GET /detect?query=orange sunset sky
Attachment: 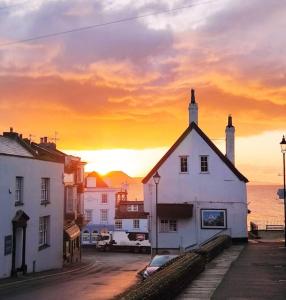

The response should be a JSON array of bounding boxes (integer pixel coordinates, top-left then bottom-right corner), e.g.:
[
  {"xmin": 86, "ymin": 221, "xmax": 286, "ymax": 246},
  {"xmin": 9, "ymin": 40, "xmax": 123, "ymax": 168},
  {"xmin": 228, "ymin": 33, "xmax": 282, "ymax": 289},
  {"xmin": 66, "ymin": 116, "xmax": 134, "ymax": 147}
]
[{"xmin": 0, "ymin": 0, "xmax": 285, "ymax": 183}]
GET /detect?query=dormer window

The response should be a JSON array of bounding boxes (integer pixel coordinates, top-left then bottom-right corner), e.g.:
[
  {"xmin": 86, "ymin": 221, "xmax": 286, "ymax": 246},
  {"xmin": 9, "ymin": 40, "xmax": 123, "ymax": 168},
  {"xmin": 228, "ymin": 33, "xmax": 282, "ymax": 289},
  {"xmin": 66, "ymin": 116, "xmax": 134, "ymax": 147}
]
[
  {"xmin": 200, "ymin": 155, "xmax": 209, "ymax": 173},
  {"xmin": 180, "ymin": 156, "xmax": 188, "ymax": 173}
]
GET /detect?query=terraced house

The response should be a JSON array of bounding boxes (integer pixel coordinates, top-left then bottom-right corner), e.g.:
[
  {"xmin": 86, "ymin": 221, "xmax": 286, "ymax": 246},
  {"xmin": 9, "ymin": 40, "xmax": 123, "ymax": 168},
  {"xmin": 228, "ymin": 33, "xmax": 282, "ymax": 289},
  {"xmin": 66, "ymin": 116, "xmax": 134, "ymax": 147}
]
[{"xmin": 0, "ymin": 129, "xmax": 64, "ymax": 278}]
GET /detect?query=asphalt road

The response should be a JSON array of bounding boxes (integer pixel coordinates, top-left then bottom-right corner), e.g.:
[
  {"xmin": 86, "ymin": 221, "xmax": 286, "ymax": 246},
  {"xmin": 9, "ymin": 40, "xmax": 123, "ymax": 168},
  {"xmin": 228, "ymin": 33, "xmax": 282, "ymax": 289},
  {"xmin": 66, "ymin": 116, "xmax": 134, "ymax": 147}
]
[{"xmin": 0, "ymin": 249, "xmax": 150, "ymax": 300}]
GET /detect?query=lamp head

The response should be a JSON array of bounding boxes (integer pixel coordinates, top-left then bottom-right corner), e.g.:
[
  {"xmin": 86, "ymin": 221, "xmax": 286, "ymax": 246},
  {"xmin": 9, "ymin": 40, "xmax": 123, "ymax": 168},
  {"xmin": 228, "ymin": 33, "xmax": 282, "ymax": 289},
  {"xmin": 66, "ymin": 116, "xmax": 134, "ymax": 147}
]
[
  {"xmin": 280, "ymin": 135, "xmax": 286, "ymax": 153},
  {"xmin": 153, "ymin": 171, "xmax": 161, "ymax": 184}
]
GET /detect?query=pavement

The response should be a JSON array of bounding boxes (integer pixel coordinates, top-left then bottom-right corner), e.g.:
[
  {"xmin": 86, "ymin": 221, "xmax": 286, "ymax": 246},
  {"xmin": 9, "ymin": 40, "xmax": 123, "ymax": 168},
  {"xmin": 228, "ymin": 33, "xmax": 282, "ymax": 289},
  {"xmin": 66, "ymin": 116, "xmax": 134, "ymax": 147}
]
[
  {"xmin": 177, "ymin": 245, "xmax": 245, "ymax": 299},
  {"xmin": 212, "ymin": 240, "xmax": 286, "ymax": 300}
]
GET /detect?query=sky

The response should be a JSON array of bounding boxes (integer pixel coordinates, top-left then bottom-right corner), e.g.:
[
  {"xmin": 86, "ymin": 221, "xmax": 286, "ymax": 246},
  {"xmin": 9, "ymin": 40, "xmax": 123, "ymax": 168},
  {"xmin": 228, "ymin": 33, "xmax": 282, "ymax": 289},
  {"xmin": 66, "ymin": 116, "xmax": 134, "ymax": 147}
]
[{"xmin": 0, "ymin": 0, "xmax": 285, "ymax": 183}]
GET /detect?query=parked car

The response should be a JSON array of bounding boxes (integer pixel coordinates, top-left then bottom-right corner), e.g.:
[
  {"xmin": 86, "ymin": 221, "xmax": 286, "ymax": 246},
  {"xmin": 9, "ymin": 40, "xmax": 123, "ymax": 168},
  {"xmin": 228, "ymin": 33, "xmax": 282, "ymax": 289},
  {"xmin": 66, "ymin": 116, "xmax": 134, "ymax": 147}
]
[{"xmin": 143, "ymin": 255, "xmax": 178, "ymax": 278}]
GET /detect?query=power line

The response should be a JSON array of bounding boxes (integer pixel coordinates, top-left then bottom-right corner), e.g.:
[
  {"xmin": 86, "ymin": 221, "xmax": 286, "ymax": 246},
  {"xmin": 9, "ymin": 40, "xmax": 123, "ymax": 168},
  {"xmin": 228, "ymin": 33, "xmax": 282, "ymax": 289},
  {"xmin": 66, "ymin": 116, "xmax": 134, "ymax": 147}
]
[
  {"xmin": 0, "ymin": 0, "xmax": 218, "ymax": 47},
  {"xmin": 0, "ymin": 0, "xmax": 31, "ymax": 11}
]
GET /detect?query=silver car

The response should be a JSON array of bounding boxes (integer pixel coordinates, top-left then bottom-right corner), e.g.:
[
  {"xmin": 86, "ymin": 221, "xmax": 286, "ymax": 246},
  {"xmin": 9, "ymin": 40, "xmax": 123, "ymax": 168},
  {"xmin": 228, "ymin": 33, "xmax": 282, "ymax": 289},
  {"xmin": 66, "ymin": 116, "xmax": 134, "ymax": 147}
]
[{"xmin": 143, "ymin": 255, "xmax": 178, "ymax": 278}]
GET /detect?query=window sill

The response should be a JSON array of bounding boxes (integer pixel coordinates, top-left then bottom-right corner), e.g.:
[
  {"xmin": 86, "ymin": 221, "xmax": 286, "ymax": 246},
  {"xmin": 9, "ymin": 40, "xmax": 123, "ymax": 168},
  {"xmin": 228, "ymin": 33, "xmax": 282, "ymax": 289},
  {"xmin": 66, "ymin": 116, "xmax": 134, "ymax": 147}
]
[
  {"xmin": 200, "ymin": 172, "xmax": 209, "ymax": 174},
  {"xmin": 41, "ymin": 201, "xmax": 50, "ymax": 206},
  {"xmin": 179, "ymin": 172, "xmax": 189, "ymax": 174},
  {"xmin": 38, "ymin": 244, "xmax": 50, "ymax": 251},
  {"xmin": 15, "ymin": 201, "xmax": 24, "ymax": 207}
]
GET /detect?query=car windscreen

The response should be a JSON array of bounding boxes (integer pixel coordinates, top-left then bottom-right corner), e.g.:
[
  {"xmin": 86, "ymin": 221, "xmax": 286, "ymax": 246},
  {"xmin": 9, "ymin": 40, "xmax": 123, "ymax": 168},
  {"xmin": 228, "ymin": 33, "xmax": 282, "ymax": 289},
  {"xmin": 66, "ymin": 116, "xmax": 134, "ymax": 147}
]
[
  {"xmin": 97, "ymin": 235, "xmax": 109, "ymax": 241},
  {"xmin": 149, "ymin": 255, "xmax": 177, "ymax": 267}
]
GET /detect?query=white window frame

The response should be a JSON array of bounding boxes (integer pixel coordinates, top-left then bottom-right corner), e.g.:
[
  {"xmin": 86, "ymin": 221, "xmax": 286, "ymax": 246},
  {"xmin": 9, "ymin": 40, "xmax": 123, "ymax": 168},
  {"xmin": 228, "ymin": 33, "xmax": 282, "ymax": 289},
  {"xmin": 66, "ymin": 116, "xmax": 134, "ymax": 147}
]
[
  {"xmin": 85, "ymin": 209, "xmax": 92, "ymax": 221},
  {"xmin": 127, "ymin": 204, "xmax": 138, "ymax": 212},
  {"xmin": 133, "ymin": 219, "xmax": 140, "ymax": 229},
  {"xmin": 15, "ymin": 176, "xmax": 24, "ymax": 204},
  {"xmin": 180, "ymin": 156, "xmax": 188, "ymax": 173},
  {"xmin": 200, "ymin": 155, "xmax": 209, "ymax": 173},
  {"xmin": 100, "ymin": 209, "xmax": 108, "ymax": 223},
  {"xmin": 82, "ymin": 230, "xmax": 90, "ymax": 242},
  {"xmin": 39, "ymin": 216, "xmax": 50, "ymax": 248},
  {"xmin": 41, "ymin": 178, "xmax": 50, "ymax": 204},
  {"xmin": 115, "ymin": 219, "xmax": 123, "ymax": 230},
  {"xmin": 160, "ymin": 219, "xmax": 177, "ymax": 232},
  {"xmin": 101, "ymin": 193, "xmax": 108, "ymax": 204}
]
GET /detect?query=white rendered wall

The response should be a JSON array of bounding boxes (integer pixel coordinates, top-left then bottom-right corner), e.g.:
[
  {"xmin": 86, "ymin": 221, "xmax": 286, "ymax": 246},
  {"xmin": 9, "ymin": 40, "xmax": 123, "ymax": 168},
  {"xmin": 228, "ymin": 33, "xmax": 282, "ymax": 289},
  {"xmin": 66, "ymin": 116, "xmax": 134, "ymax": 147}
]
[
  {"xmin": 0, "ymin": 155, "xmax": 64, "ymax": 278},
  {"xmin": 84, "ymin": 188, "xmax": 119, "ymax": 226},
  {"xmin": 120, "ymin": 219, "xmax": 148, "ymax": 233},
  {"xmin": 143, "ymin": 128, "xmax": 247, "ymax": 251}
]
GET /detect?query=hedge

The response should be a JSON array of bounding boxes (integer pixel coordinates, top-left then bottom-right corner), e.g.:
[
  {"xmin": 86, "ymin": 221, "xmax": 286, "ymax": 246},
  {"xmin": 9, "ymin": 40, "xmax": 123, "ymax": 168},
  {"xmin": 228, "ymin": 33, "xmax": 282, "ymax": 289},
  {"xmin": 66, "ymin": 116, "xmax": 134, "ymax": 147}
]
[
  {"xmin": 195, "ymin": 234, "xmax": 231, "ymax": 263},
  {"xmin": 115, "ymin": 234, "xmax": 232, "ymax": 300},
  {"xmin": 115, "ymin": 253, "xmax": 205, "ymax": 300}
]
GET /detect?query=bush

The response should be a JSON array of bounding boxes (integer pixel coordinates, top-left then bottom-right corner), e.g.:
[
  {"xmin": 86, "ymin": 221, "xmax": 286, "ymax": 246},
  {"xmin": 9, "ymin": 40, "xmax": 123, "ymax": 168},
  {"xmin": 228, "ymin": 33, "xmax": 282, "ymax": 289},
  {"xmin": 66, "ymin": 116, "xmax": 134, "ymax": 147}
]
[
  {"xmin": 115, "ymin": 253, "xmax": 205, "ymax": 300},
  {"xmin": 195, "ymin": 234, "xmax": 231, "ymax": 262}
]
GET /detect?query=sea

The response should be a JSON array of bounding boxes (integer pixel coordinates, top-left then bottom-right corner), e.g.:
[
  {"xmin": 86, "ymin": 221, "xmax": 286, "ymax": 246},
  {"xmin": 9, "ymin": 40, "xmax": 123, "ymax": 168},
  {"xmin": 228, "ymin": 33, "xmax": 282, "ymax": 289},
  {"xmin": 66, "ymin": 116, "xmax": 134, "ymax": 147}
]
[
  {"xmin": 127, "ymin": 182, "xmax": 285, "ymax": 231},
  {"xmin": 247, "ymin": 185, "xmax": 284, "ymax": 230}
]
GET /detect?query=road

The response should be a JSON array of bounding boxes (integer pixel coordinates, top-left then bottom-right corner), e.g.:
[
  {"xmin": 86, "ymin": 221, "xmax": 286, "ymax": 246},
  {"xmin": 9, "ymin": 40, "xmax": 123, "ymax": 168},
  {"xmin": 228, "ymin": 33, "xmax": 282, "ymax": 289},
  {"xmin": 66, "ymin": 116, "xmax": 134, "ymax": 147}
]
[{"xmin": 0, "ymin": 249, "xmax": 150, "ymax": 300}]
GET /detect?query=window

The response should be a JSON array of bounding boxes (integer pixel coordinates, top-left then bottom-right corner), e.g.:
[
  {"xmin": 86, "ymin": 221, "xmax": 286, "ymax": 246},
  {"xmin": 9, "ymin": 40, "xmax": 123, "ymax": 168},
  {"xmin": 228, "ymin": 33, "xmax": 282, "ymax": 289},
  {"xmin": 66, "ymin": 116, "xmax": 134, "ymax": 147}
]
[
  {"xmin": 66, "ymin": 186, "xmax": 74, "ymax": 212},
  {"xmin": 160, "ymin": 219, "xmax": 177, "ymax": 232},
  {"xmin": 82, "ymin": 230, "xmax": 90, "ymax": 242},
  {"xmin": 100, "ymin": 209, "xmax": 108, "ymax": 223},
  {"xmin": 127, "ymin": 204, "xmax": 138, "ymax": 212},
  {"xmin": 180, "ymin": 156, "xmax": 188, "ymax": 173},
  {"xmin": 101, "ymin": 193, "xmax": 108, "ymax": 204},
  {"xmin": 41, "ymin": 178, "xmax": 50, "ymax": 204},
  {"xmin": 133, "ymin": 219, "xmax": 140, "ymax": 229},
  {"xmin": 85, "ymin": 209, "xmax": 92, "ymax": 221},
  {"xmin": 39, "ymin": 216, "xmax": 50, "ymax": 249},
  {"xmin": 91, "ymin": 231, "xmax": 98, "ymax": 243},
  {"xmin": 15, "ymin": 177, "xmax": 24, "ymax": 204},
  {"xmin": 200, "ymin": 156, "xmax": 209, "ymax": 173},
  {"xmin": 115, "ymin": 219, "xmax": 122, "ymax": 230}
]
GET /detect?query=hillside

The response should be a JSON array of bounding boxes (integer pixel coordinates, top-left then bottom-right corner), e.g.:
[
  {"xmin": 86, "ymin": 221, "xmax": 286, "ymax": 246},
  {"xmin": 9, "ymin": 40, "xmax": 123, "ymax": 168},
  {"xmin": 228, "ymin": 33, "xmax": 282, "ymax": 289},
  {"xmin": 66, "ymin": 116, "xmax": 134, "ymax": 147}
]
[{"xmin": 103, "ymin": 171, "xmax": 143, "ymax": 201}]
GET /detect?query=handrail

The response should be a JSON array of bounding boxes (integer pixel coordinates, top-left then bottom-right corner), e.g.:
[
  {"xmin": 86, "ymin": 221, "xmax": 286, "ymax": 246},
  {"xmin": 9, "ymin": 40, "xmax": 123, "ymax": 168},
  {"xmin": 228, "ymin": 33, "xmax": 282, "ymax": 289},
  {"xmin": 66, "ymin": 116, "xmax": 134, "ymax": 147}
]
[
  {"xmin": 199, "ymin": 228, "xmax": 230, "ymax": 247},
  {"xmin": 184, "ymin": 243, "xmax": 198, "ymax": 251}
]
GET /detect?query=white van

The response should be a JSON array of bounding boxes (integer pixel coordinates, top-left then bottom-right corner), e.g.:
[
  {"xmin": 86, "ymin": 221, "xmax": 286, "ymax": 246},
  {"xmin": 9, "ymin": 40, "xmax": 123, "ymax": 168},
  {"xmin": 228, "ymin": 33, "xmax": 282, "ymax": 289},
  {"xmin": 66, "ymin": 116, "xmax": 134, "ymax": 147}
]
[{"xmin": 96, "ymin": 231, "xmax": 150, "ymax": 253}]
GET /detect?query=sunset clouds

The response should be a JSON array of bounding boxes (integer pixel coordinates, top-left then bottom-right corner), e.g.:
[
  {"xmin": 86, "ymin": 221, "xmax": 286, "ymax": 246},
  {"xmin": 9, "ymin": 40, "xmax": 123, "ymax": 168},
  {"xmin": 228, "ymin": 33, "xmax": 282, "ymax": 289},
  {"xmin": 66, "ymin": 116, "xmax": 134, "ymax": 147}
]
[{"xmin": 0, "ymin": 0, "xmax": 285, "ymax": 180}]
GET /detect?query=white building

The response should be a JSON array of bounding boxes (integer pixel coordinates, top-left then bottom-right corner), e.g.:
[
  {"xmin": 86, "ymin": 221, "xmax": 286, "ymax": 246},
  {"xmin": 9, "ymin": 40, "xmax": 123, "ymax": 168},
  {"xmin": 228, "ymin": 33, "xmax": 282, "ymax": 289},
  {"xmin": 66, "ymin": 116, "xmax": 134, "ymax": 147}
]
[
  {"xmin": 143, "ymin": 89, "xmax": 248, "ymax": 253},
  {"xmin": 0, "ymin": 129, "xmax": 64, "ymax": 278},
  {"xmin": 82, "ymin": 172, "xmax": 120, "ymax": 244},
  {"xmin": 114, "ymin": 191, "xmax": 148, "ymax": 233}
]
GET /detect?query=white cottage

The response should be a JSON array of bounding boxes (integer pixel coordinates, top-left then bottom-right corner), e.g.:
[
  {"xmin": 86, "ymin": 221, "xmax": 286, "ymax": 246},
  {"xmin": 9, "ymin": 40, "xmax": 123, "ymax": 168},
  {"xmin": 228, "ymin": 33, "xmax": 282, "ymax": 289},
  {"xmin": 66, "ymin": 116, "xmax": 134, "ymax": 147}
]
[
  {"xmin": 82, "ymin": 172, "xmax": 120, "ymax": 244},
  {"xmin": 143, "ymin": 90, "xmax": 248, "ymax": 253},
  {"xmin": 0, "ymin": 129, "xmax": 64, "ymax": 278}
]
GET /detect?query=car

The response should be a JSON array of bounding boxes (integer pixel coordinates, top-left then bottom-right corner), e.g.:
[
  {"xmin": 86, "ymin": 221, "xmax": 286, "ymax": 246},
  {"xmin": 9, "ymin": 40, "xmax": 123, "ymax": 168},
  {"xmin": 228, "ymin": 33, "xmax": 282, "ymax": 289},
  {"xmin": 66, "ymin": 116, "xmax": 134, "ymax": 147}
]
[{"xmin": 143, "ymin": 254, "xmax": 178, "ymax": 278}]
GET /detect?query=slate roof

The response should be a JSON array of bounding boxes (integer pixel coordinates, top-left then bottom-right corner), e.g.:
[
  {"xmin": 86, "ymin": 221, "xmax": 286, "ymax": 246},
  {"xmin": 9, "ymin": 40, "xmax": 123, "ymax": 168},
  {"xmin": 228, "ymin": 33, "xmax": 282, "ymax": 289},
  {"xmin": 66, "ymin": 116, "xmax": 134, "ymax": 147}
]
[
  {"xmin": 115, "ymin": 211, "xmax": 149, "ymax": 219},
  {"xmin": 0, "ymin": 136, "xmax": 33, "ymax": 157},
  {"xmin": 142, "ymin": 122, "xmax": 248, "ymax": 184}
]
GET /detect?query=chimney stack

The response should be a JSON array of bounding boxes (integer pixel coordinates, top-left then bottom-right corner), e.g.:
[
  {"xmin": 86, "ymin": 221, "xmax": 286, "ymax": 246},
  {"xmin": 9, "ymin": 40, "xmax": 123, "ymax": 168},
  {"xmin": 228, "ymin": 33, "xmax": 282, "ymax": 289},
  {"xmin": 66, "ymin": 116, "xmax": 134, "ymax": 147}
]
[
  {"xmin": 225, "ymin": 114, "xmax": 235, "ymax": 165},
  {"xmin": 188, "ymin": 89, "xmax": 198, "ymax": 125}
]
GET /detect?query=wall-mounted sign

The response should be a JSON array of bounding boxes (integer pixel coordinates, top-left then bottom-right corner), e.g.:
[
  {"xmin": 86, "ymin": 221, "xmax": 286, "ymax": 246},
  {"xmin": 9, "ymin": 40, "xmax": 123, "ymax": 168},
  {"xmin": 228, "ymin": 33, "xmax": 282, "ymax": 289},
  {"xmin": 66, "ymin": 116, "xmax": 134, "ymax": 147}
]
[
  {"xmin": 4, "ymin": 235, "xmax": 12, "ymax": 255},
  {"xmin": 201, "ymin": 209, "xmax": 227, "ymax": 229},
  {"xmin": 64, "ymin": 173, "xmax": 75, "ymax": 186}
]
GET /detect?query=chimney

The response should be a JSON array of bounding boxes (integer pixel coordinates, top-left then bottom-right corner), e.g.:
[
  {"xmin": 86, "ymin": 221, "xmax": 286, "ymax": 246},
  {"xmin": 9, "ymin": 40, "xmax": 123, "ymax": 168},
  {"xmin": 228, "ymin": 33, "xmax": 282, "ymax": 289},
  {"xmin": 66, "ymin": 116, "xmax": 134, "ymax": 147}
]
[
  {"xmin": 225, "ymin": 115, "xmax": 235, "ymax": 164},
  {"xmin": 188, "ymin": 88, "xmax": 198, "ymax": 125}
]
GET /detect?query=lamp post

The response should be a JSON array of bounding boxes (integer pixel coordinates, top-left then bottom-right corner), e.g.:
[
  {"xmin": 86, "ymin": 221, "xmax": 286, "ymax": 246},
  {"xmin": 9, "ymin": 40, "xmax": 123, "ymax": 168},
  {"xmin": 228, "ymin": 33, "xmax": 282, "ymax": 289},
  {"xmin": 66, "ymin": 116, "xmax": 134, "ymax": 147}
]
[
  {"xmin": 280, "ymin": 135, "xmax": 286, "ymax": 247},
  {"xmin": 153, "ymin": 171, "xmax": 161, "ymax": 254}
]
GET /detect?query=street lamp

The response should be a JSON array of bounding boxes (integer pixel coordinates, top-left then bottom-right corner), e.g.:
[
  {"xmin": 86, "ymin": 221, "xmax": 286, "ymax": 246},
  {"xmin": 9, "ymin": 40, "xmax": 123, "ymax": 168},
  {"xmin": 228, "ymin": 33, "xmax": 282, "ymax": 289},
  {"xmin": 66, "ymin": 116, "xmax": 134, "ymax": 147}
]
[
  {"xmin": 280, "ymin": 135, "xmax": 286, "ymax": 247},
  {"xmin": 153, "ymin": 171, "xmax": 161, "ymax": 254}
]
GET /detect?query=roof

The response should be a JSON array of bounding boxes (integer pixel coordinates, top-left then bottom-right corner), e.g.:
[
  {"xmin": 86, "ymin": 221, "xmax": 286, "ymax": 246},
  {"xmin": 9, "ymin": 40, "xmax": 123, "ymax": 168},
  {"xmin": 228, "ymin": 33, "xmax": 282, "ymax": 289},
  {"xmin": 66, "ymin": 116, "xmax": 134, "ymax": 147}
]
[
  {"xmin": 142, "ymin": 122, "xmax": 248, "ymax": 184},
  {"xmin": 0, "ymin": 133, "xmax": 64, "ymax": 163},
  {"xmin": 118, "ymin": 201, "xmax": 144, "ymax": 205},
  {"xmin": 0, "ymin": 136, "xmax": 33, "ymax": 157},
  {"xmin": 157, "ymin": 203, "xmax": 193, "ymax": 218},
  {"xmin": 86, "ymin": 171, "xmax": 109, "ymax": 188},
  {"xmin": 115, "ymin": 211, "xmax": 149, "ymax": 219}
]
